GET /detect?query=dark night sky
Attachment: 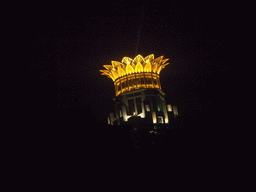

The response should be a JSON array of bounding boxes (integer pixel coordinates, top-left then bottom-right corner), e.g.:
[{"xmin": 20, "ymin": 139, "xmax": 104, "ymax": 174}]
[{"xmin": 25, "ymin": 1, "xmax": 232, "ymax": 125}]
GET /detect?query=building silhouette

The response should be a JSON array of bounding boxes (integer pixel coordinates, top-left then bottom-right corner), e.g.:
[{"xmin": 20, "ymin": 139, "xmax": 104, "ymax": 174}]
[{"xmin": 100, "ymin": 54, "xmax": 178, "ymax": 132}]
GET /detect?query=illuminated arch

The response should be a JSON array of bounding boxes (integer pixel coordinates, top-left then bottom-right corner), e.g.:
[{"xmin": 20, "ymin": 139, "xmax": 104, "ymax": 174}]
[
  {"xmin": 144, "ymin": 61, "xmax": 151, "ymax": 72},
  {"xmin": 133, "ymin": 54, "xmax": 145, "ymax": 65},
  {"xmin": 152, "ymin": 62, "xmax": 158, "ymax": 73},
  {"xmin": 145, "ymin": 54, "xmax": 154, "ymax": 63},
  {"xmin": 135, "ymin": 61, "xmax": 143, "ymax": 73},
  {"xmin": 122, "ymin": 57, "xmax": 133, "ymax": 65},
  {"xmin": 118, "ymin": 67, "xmax": 126, "ymax": 76},
  {"xmin": 126, "ymin": 64, "xmax": 134, "ymax": 74},
  {"xmin": 112, "ymin": 70, "xmax": 119, "ymax": 79}
]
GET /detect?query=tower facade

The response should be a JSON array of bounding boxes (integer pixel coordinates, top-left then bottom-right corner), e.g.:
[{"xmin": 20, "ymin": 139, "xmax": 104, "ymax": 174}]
[{"xmin": 100, "ymin": 54, "xmax": 178, "ymax": 129}]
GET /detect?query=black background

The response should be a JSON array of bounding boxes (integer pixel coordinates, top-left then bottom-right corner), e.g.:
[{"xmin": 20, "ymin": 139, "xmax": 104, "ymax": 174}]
[
  {"xmin": 8, "ymin": 0, "xmax": 243, "ymax": 186},
  {"xmin": 23, "ymin": 1, "xmax": 232, "ymax": 126}
]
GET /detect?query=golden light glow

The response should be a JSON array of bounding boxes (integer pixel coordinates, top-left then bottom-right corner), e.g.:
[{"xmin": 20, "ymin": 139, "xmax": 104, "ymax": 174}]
[
  {"xmin": 167, "ymin": 104, "xmax": 172, "ymax": 112},
  {"xmin": 100, "ymin": 54, "xmax": 169, "ymax": 81},
  {"xmin": 100, "ymin": 54, "xmax": 169, "ymax": 96},
  {"xmin": 118, "ymin": 67, "xmax": 126, "ymax": 76},
  {"xmin": 144, "ymin": 61, "xmax": 151, "ymax": 72},
  {"xmin": 135, "ymin": 61, "xmax": 143, "ymax": 73},
  {"xmin": 152, "ymin": 112, "xmax": 157, "ymax": 124},
  {"xmin": 126, "ymin": 64, "xmax": 134, "ymax": 74}
]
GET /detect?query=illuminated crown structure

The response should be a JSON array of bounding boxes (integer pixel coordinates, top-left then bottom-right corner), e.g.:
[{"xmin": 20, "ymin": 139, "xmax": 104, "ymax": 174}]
[
  {"xmin": 100, "ymin": 54, "xmax": 178, "ymax": 128},
  {"xmin": 100, "ymin": 54, "xmax": 169, "ymax": 96}
]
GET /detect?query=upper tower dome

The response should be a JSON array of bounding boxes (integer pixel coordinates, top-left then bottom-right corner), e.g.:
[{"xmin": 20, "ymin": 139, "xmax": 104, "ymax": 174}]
[{"xmin": 100, "ymin": 54, "xmax": 169, "ymax": 96}]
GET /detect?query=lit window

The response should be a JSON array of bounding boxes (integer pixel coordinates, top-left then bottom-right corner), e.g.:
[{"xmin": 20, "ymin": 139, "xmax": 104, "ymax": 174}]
[
  {"xmin": 157, "ymin": 116, "xmax": 164, "ymax": 124},
  {"xmin": 164, "ymin": 116, "xmax": 169, "ymax": 124},
  {"xmin": 152, "ymin": 112, "xmax": 157, "ymax": 124},
  {"xmin": 119, "ymin": 110, "xmax": 122, "ymax": 117},
  {"xmin": 167, "ymin": 104, "xmax": 172, "ymax": 112},
  {"xmin": 145, "ymin": 104, "xmax": 150, "ymax": 112},
  {"xmin": 173, "ymin": 106, "xmax": 178, "ymax": 116},
  {"xmin": 157, "ymin": 104, "xmax": 162, "ymax": 112}
]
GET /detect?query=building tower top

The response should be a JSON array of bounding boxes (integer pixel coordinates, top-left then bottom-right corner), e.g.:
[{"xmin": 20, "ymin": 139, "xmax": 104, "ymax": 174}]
[{"xmin": 100, "ymin": 54, "xmax": 169, "ymax": 96}]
